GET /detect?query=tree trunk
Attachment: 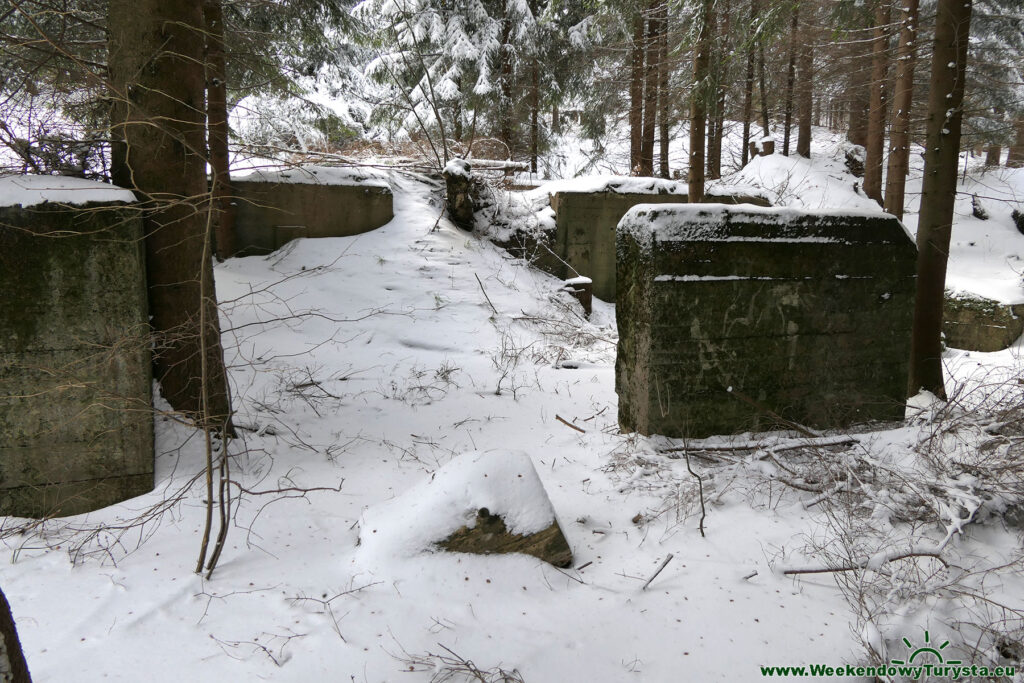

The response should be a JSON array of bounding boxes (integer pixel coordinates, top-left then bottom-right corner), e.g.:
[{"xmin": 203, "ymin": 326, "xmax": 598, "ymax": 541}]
[
  {"xmin": 499, "ymin": 14, "xmax": 515, "ymax": 160},
  {"xmin": 758, "ymin": 38, "xmax": 770, "ymax": 137},
  {"xmin": 640, "ymin": 0, "xmax": 658, "ymax": 176},
  {"xmin": 907, "ymin": 0, "xmax": 973, "ymax": 399},
  {"xmin": 863, "ymin": 0, "xmax": 891, "ymax": 205},
  {"xmin": 1008, "ymin": 120, "xmax": 1024, "ymax": 168},
  {"xmin": 795, "ymin": 7, "xmax": 813, "ymax": 158},
  {"xmin": 689, "ymin": 0, "xmax": 711, "ymax": 201},
  {"xmin": 708, "ymin": 0, "xmax": 728, "ymax": 179},
  {"xmin": 528, "ymin": 0, "xmax": 539, "ymax": 174},
  {"xmin": 658, "ymin": 0, "xmax": 670, "ymax": 178},
  {"xmin": 984, "ymin": 145, "xmax": 1001, "ymax": 167},
  {"xmin": 883, "ymin": 0, "xmax": 920, "ymax": 218},
  {"xmin": 108, "ymin": 0, "xmax": 232, "ymax": 426},
  {"xmin": 530, "ymin": 60, "xmax": 539, "ymax": 173},
  {"xmin": 552, "ymin": 102, "xmax": 560, "ymax": 136},
  {"xmin": 0, "ymin": 587, "xmax": 31, "ymax": 683},
  {"xmin": 782, "ymin": 4, "xmax": 798, "ymax": 155},
  {"xmin": 741, "ymin": 0, "xmax": 756, "ymax": 167},
  {"xmin": 846, "ymin": 31, "xmax": 872, "ymax": 147},
  {"xmin": 630, "ymin": 11, "xmax": 645, "ymax": 173},
  {"xmin": 204, "ymin": 0, "xmax": 235, "ymax": 261}
]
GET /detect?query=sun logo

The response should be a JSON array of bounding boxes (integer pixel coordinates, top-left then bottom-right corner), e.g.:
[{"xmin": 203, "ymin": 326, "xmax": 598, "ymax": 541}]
[{"xmin": 891, "ymin": 630, "xmax": 962, "ymax": 666}]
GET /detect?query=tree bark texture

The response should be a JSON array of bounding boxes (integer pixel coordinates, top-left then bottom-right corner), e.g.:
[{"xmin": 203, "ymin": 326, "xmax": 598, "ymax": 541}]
[
  {"xmin": 708, "ymin": 0, "xmax": 728, "ymax": 180},
  {"xmin": 1008, "ymin": 120, "xmax": 1024, "ymax": 168},
  {"xmin": 657, "ymin": 0, "xmax": 670, "ymax": 178},
  {"xmin": 640, "ymin": 0, "xmax": 659, "ymax": 176},
  {"xmin": 108, "ymin": 0, "xmax": 232, "ymax": 425},
  {"xmin": 204, "ymin": 0, "xmax": 236, "ymax": 260},
  {"xmin": 758, "ymin": 38, "xmax": 770, "ymax": 137},
  {"xmin": 630, "ymin": 11, "xmax": 645, "ymax": 173},
  {"xmin": 883, "ymin": 0, "xmax": 920, "ymax": 218},
  {"xmin": 907, "ymin": 0, "xmax": 973, "ymax": 399},
  {"xmin": 741, "ymin": 4, "xmax": 755, "ymax": 167},
  {"xmin": 0, "ymin": 587, "xmax": 31, "ymax": 683},
  {"xmin": 530, "ymin": 59, "xmax": 540, "ymax": 174},
  {"xmin": 846, "ymin": 33, "xmax": 872, "ymax": 147},
  {"xmin": 689, "ymin": 0, "xmax": 711, "ymax": 201},
  {"xmin": 782, "ymin": 4, "xmax": 798, "ymax": 155},
  {"xmin": 863, "ymin": 0, "xmax": 891, "ymax": 205},
  {"xmin": 795, "ymin": 7, "xmax": 813, "ymax": 158}
]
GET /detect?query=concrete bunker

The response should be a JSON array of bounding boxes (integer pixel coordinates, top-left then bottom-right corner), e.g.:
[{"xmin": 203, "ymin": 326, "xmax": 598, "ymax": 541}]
[
  {"xmin": 545, "ymin": 178, "xmax": 770, "ymax": 301},
  {"xmin": 232, "ymin": 166, "xmax": 393, "ymax": 256},
  {"xmin": 0, "ymin": 177, "xmax": 153, "ymax": 517},
  {"xmin": 616, "ymin": 204, "xmax": 916, "ymax": 438},
  {"xmin": 943, "ymin": 292, "xmax": 1024, "ymax": 352}
]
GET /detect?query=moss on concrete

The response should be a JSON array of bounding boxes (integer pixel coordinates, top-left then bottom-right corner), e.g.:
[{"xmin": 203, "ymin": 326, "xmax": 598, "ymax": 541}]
[
  {"xmin": 438, "ymin": 507, "xmax": 573, "ymax": 568},
  {"xmin": 616, "ymin": 206, "xmax": 916, "ymax": 438},
  {"xmin": 232, "ymin": 180, "xmax": 393, "ymax": 255},
  {"xmin": 0, "ymin": 202, "xmax": 153, "ymax": 517},
  {"xmin": 943, "ymin": 292, "xmax": 1024, "ymax": 352}
]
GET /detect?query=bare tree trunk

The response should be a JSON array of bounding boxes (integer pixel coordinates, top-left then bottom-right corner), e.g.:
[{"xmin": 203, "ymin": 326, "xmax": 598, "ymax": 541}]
[
  {"xmin": 1008, "ymin": 120, "xmax": 1024, "ymax": 167},
  {"xmin": 846, "ymin": 30, "xmax": 872, "ymax": 147},
  {"xmin": 708, "ymin": 0, "xmax": 728, "ymax": 179},
  {"xmin": 0, "ymin": 587, "xmax": 31, "ymax": 683},
  {"xmin": 630, "ymin": 11, "xmax": 645, "ymax": 173},
  {"xmin": 204, "ymin": 0, "xmax": 235, "ymax": 260},
  {"xmin": 782, "ymin": 4, "xmax": 798, "ymax": 155},
  {"xmin": 741, "ymin": 0, "xmax": 756, "ymax": 167},
  {"xmin": 689, "ymin": 0, "xmax": 711, "ymax": 201},
  {"xmin": 795, "ymin": 7, "xmax": 813, "ymax": 158},
  {"xmin": 530, "ymin": 62, "xmax": 539, "ymax": 173},
  {"xmin": 984, "ymin": 145, "xmax": 1001, "ymax": 167},
  {"xmin": 907, "ymin": 0, "xmax": 973, "ymax": 399},
  {"xmin": 108, "ymin": 0, "xmax": 232, "ymax": 424},
  {"xmin": 528, "ymin": 0, "xmax": 540, "ymax": 174},
  {"xmin": 883, "ymin": 0, "xmax": 920, "ymax": 218},
  {"xmin": 552, "ymin": 102, "xmax": 560, "ymax": 136},
  {"xmin": 705, "ymin": 0, "xmax": 719, "ymax": 179},
  {"xmin": 864, "ymin": 0, "xmax": 891, "ymax": 204},
  {"xmin": 758, "ymin": 38, "xmax": 770, "ymax": 137},
  {"xmin": 640, "ymin": 0, "xmax": 658, "ymax": 175},
  {"xmin": 499, "ymin": 17, "xmax": 515, "ymax": 160},
  {"xmin": 657, "ymin": 0, "xmax": 670, "ymax": 178}
]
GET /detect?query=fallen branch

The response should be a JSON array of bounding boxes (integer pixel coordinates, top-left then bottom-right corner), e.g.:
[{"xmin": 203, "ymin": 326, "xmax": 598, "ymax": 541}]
[
  {"xmin": 475, "ymin": 272, "xmax": 498, "ymax": 316},
  {"xmin": 781, "ymin": 549, "xmax": 949, "ymax": 576},
  {"xmin": 642, "ymin": 553, "xmax": 674, "ymax": 590},
  {"xmin": 555, "ymin": 414, "xmax": 586, "ymax": 433}
]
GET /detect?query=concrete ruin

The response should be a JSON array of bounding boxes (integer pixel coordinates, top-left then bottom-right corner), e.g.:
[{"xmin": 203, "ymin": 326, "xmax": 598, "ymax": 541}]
[
  {"xmin": 616, "ymin": 204, "xmax": 917, "ymax": 438},
  {"xmin": 1, "ymin": 182, "xmax": 153, "ymax": 517},
  {"xmin": 232, "ymin": 166, "xmax": 393, "ymax": 255},
  {"xmin": 544, "ymin": 179, "xmax": 771, "ymax": 301},
  {"xmin": 943, "ymin": 292, "xmax": 1024, "ymax": 352}
]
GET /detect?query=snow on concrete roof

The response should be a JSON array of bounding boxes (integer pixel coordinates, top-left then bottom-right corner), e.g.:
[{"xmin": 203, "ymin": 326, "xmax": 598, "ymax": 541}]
[
  {"xmin": 233, "ymin": 164, "xmax": 390, "ymax": 189},
  {"xmin": 0, "ymin": 174, "xmax": 136, "ymax": 208}
]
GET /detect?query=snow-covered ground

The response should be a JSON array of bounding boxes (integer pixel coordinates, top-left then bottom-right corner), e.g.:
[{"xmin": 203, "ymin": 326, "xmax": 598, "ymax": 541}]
[{"xmin": 3, "ymin": 132, "xmax": 1024, "ymax": 682}]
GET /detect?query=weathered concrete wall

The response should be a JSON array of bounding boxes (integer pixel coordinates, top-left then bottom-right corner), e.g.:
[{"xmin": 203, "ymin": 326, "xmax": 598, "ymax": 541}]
[
  {"xmin": 549, "ymin": 190, "xmax": 771, "ymax": 301},
  {"xmin": 943, "ymin": 292, "xmax": 1024, "ymax": 352},
  {"xmin": 551, "ymin": 192, "xmax": 689, "ymax": 301},
  {"xmin": 0, "ymin": 202, "xmax": 153, "ymax": 517},
  {"xmin": 616, "ymin": 205, "xmax": 917, "ymax": 438},
  {"xmin": 233, "ymin": 179, "xmax": 393, "ymax": 255}
]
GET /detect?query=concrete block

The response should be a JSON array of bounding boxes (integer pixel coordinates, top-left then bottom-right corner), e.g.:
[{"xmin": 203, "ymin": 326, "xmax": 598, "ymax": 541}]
[
  {"xmin": 616, "ymin": 204, "xmax": 916, "ymax": 438},
  {"xmin": 0, "ymin": 202, "xmax": 153, "ymax": 517}
]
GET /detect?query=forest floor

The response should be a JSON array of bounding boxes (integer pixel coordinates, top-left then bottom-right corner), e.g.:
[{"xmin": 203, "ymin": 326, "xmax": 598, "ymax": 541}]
[{"xmin": 3, "ymin": 129, "xmax": 1024, "ymax": 682}]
